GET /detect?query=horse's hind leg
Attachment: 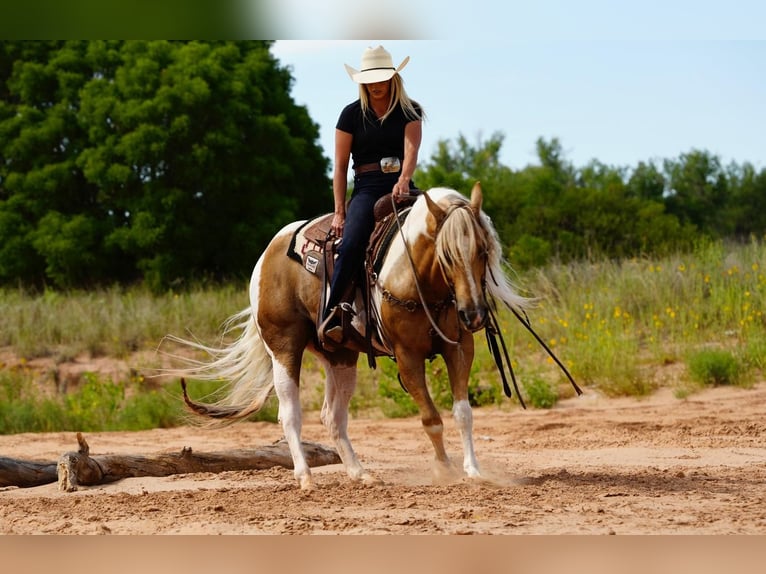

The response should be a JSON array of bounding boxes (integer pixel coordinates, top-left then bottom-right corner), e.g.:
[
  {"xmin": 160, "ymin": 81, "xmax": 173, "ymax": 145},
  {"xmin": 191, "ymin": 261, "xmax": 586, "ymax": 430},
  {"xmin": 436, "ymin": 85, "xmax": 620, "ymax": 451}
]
[
  {"xmin": 271, "ymin": 355, "xmax": 314, "ymax": 489},
  {"xmin": 320, "ymin": 357, "xmax": 381, "ymax": 484}
]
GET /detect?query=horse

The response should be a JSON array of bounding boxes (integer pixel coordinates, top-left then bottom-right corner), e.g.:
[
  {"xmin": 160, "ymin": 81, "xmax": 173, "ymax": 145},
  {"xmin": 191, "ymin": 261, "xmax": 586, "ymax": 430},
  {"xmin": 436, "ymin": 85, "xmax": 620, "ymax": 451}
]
[{"xmin": 167, "ymin": 182, "xmax": 530, "ymax": 489}]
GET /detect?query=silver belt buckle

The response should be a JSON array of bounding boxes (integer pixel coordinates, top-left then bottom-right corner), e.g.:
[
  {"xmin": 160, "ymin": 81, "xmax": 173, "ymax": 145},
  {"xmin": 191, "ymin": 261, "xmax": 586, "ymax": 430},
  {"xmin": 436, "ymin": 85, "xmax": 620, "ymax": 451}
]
[{"xmin": 380, "ymin": 156, "xmax": 401, "ymax": 173}]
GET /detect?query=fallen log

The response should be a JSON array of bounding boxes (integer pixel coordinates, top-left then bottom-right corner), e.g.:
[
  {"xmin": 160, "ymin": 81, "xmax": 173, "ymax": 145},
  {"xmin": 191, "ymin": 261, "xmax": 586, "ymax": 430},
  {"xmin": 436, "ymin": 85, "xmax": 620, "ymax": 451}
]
[
  {"xmin": 57, "ymin": 433, "xmax": 341, "ymax": 492},
  {"xmin": 0, "ymin": 432, "xmax": 341, "ymax": 491},
  {"xmin": 0, "ymin": 457, "xmax": 58, "ymax": 488}
]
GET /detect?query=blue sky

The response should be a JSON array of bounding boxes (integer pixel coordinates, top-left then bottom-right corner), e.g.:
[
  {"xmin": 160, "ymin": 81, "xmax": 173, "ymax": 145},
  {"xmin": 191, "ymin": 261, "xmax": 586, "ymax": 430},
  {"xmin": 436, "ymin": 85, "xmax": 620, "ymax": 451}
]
[{"xmin": 271, "ymin": 36, "xmax": 764, "ymax": 173}]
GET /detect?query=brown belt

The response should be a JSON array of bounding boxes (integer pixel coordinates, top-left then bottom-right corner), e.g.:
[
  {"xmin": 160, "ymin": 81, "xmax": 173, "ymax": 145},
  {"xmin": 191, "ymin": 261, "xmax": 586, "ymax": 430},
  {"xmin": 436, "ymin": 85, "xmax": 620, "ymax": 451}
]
[{"xmin": 353, "ymin": 162, "xmax": 382, "ymax": 175}]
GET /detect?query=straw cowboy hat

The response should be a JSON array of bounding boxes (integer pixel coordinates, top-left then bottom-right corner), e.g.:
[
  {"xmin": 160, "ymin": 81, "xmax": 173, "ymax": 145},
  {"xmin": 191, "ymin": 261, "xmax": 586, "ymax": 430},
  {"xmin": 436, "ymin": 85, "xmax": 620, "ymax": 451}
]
[{"xmin": 344, "ymin": 45, "xmax": 410, "ymax": 84}]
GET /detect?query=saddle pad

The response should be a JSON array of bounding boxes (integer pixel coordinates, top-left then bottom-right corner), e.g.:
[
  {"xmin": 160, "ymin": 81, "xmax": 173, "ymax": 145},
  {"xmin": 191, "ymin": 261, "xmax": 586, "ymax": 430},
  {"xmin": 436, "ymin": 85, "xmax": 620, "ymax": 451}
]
[{"xmin": 286, "ymin": 213, "xmax": 335, "ymax": 275}]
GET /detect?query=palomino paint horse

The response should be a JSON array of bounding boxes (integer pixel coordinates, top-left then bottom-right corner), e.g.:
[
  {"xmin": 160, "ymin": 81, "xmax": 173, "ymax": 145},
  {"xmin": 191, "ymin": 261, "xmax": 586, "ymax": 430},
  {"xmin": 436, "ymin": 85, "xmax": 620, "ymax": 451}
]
[{"xmin": 170, "ymin": 183, "xmax": 529, "ymax": 489}]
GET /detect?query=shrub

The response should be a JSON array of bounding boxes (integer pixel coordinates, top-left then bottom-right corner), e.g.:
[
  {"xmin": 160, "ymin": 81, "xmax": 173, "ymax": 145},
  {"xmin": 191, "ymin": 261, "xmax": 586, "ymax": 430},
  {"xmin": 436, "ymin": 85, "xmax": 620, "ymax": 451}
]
[
  {"xmin": 522, "ymin": 376, "xmax": 558, "ymax": 409},
  {"xmin": 686, "ymin": 349, "xmax": 744, "ymax": 387},
  {"xmin": 375, "ymin": 359, "xmax": 416, "ymax": 418}
]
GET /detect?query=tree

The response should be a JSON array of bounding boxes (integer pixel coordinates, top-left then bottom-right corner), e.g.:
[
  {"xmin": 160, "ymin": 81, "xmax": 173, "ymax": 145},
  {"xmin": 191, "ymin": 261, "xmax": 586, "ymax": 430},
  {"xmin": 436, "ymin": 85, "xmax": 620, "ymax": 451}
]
[
  {"xmin": 627, "ymin": 160, "xmax": 666, "ymax": 202},
  {"xmin": 726, "ymin": 161, "xmax": 766, "ymax": 238},
  {"xmin": 663, "ymin": 149, "xmax": 729, "ymax": 236},
  {"xmin": 416, "ymin": 132, "xmax": 507, "ymax": 193},
  {"xmin": 417, "ymin": 134, "xmax": 699, "ymax": 268},
  {"xmin": 0, "ymin": 41, "xmax": 330, "ymax": 289}
]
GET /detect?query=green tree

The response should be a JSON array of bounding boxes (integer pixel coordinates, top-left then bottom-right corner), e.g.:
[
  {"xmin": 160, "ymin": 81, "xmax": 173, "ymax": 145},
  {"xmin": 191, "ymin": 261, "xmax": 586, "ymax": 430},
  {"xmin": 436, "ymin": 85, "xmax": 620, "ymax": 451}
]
[
  {"xmin": 0, "ymin": 41, "xmax": 330, "ymax": 289},
  {"xmin": 501, "ymin": 138, "xmax": 575, "ymax": 262},
  {"xmin": 417, "ymin": 135, "xmax": 697, "ymax": 268},
  {"xmin": 0, "ymin": 41, "xmax": 100, "ymax": 285},
  {"xmin": 663, "ymin": 149, "xmax": 729, "ymax": 236},
  {"xmin": 416, "ymin": 132, "xmax": 507, "ymax": 192},
  {"xmin": 627, "ymin": 160, "xmax": 666, "ymax": 202},
  {"xmin": 726, "ymin": 161, "xmax": 766, "ymax": 237}
]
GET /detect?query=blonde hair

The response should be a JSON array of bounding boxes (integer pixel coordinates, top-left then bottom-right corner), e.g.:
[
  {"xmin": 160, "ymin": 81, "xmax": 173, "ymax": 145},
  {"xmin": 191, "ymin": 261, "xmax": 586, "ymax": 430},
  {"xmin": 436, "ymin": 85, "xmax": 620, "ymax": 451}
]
[{"xmin": 359, "ymin": 74, "xmax": 424, "ymax": 123}]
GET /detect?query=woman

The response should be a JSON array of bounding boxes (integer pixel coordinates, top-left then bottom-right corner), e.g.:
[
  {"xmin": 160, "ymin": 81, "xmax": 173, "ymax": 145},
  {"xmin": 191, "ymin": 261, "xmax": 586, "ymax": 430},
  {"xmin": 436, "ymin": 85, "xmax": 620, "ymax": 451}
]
[{"xmin": 320, "ymin": 45, "xmax": 424, "ymax": 348}]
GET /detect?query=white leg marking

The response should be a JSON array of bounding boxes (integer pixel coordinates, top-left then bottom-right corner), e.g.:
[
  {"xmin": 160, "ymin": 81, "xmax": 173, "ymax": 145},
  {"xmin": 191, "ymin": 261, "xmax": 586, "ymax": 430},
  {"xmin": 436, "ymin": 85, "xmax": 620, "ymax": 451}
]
[
  {"xmin": 272, "ymin": 359, "xmax": 312, "ymax": 488},
  {"xmin": 321, "ymin": 363, "xmax": 379, "ymax": 483},
  {"xmin": 453, "ymin": 399, "xmax": 481, "ymax": 477}
]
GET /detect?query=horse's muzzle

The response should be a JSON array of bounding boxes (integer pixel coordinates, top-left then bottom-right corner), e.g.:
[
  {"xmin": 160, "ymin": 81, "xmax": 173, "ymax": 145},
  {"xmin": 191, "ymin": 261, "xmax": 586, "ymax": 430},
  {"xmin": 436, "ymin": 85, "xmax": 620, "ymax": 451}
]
[{"xmin": 459, "ymin": 307, "xmax": 488, "ymax": 332}]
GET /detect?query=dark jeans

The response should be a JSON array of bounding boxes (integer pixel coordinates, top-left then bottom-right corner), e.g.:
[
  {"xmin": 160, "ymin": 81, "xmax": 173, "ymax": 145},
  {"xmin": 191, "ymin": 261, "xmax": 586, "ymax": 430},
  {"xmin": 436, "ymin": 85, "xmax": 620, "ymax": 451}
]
[{"xmin": 323, "ymin": 171, "xmax": 416, "ymax": 319}]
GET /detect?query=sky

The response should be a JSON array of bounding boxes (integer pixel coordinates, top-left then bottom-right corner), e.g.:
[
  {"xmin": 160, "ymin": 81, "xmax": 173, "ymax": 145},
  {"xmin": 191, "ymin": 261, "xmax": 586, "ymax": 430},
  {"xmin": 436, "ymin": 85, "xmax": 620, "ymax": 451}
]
[{"xmin": 270, "ymin": 15, "xmax": 765, "ymax": 174}]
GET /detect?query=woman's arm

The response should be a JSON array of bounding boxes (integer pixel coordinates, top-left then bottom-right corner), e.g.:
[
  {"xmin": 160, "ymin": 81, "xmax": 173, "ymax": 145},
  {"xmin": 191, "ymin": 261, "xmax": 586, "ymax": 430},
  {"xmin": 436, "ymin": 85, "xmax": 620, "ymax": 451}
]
[
  {"xmin": 392, "ymin": 119, "xmax": 422, "ymax": 200},
  {"xmin": 331, "ymin": 128, "xmax": 353, "ymax": 237}
]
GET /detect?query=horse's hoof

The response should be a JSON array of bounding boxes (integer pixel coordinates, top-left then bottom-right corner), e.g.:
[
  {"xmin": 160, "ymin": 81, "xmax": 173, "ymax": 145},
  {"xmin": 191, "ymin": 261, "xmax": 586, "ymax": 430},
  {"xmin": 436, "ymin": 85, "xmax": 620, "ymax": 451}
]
[
  {"xmin": 298, "ymin": 475, "xmax": 315, "ymax": 490},
  {"xmin": 360, "ymin": 473, "xmax": 384, "ymax": 486},
  {"xmin": 464, "ymin": 467, "xmax": 482, "ymax": 479},
  {"xmin": 348, "ymin": 470, "xmax": 383, "ymax": 486}
]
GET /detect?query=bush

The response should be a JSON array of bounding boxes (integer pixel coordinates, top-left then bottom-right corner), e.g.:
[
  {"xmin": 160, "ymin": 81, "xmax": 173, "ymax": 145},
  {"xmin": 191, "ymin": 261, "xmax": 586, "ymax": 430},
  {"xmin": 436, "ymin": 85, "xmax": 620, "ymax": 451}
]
[
  {"xmin": 377, "ymin": 360, "xmax": 418, "ymax": 418},
  {"xmin": 686, "ymin": 349, "xmax": 744, "ymax": 387},
  {"xmin": 522, "ymin": 376, "xmax": 558, "ymax": 409},
  {"xmin": 507, "ymin": 234, "xmax": 552, "ymax": 270}
]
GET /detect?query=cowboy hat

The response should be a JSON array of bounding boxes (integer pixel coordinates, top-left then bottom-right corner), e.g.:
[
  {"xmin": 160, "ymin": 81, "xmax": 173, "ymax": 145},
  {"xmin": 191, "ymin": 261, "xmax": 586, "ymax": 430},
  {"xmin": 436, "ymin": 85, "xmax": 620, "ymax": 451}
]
[{"xmin": 344, "ymin": 45, "xmax": 410, "ymax": 84}]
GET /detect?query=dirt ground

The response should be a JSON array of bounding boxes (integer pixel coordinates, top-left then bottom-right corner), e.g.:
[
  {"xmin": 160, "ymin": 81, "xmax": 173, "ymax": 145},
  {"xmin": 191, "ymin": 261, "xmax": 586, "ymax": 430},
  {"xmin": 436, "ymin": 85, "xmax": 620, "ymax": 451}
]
[{"xmin": 1, "ymin": 380, "xmax": 765, "ymax": 535}]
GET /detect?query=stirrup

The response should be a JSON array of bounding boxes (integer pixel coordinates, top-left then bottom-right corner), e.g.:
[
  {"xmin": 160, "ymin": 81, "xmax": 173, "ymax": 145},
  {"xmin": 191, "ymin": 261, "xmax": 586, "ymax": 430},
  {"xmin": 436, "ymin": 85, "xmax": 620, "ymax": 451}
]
[{"xmin": 319, "ymin": 303, "xmax": 353, "ymax": 350}]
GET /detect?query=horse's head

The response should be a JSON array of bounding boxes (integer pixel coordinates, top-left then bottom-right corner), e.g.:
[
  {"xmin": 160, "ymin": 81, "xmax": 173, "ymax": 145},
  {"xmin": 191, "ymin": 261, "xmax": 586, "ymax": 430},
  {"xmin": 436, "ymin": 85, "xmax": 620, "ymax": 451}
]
[{"xmin": 424, "ymin": 182, "xmax": 491, "ymax": 333}]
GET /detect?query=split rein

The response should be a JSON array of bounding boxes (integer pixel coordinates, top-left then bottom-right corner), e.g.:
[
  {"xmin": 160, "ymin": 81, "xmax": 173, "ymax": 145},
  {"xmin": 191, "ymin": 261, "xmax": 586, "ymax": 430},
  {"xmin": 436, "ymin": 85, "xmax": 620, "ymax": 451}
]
[
  {"xmin": 390, "ymin": 192, "xmax": 462, "ymax": 345},
  {"xmin": 484, "ymin": 288, "xmax": 583, "ymax": 408},
  {"xmin": 390, "ymin": 193, "xmax": 583, "ymax": 407}
]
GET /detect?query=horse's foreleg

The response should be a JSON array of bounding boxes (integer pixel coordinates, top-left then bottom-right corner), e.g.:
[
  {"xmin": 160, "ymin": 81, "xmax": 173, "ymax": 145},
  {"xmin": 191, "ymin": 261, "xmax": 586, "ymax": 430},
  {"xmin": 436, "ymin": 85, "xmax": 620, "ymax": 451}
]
[
  {"xmin": 321, "ymin": 361, "xmax": 380, "ymax": 484},
  {"xmin": 272, "ymin": 360, "xmax": 313, "ymax": 489},
  {"xmin": 397, "ymin": 354, "xmax": 455, "ymax": 481},
  {"xmin": 444, "ymin": 340, "xmax": 481, "ymax": 478},
  {"xmin": 452, "ymin": 399, "xmax": 480, "ymax": 477}
]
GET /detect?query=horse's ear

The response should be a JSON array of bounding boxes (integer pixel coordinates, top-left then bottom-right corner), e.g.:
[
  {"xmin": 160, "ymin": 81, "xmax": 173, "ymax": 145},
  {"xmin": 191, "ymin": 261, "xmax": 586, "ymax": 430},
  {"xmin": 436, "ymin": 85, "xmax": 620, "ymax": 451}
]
[
  {"xmin": 423, "ymin": 190, "xmax": 447, "ymax": 230},
  {"xmin": 470, "ymin": 181, "xmax": 483, "ymax": 215}
]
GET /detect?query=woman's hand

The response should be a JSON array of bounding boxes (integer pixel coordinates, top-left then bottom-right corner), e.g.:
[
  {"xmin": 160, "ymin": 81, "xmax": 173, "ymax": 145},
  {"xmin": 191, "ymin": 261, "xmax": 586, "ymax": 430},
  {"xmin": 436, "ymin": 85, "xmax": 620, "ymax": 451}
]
[
  {"xmin": 392, "ymin": 177, "xmax": 411, "ymax": 202},
  {"xmin": 331, "ymin": 212, "xmax": 345, "ymax": 237}
]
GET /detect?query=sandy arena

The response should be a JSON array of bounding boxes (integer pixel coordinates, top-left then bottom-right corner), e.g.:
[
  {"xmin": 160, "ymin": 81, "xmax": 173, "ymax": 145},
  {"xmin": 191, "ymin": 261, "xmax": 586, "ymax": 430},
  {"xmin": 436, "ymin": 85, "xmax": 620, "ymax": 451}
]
[{"xmin": 1, "ymin": 382, "xmax": 765, "ymax": 534}]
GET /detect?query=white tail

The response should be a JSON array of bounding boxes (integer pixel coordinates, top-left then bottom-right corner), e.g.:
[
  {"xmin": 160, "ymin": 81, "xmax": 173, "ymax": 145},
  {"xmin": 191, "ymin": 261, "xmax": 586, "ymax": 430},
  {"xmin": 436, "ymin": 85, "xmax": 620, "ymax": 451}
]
[{"xmin": 163, "ymin": 307, "xmax": 274, "ymax": 423}]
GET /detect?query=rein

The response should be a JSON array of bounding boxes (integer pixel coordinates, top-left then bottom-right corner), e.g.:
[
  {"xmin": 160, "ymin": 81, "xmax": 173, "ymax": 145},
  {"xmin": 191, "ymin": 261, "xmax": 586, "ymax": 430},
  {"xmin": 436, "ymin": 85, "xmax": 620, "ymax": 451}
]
[
  {"xmin": 389, "ymin": 193, "xmax": 461, "ymax": 346},
  {"xmin": 484, "ymin": 266, "xmax": 583, "ymax": 407},
  {"xmin": 386, "ymin": 192, "xmax": 583, "ymax": 407},
  {"xmin": 485, "ymin": 301, "xmax": 526, "ymax": 408}
]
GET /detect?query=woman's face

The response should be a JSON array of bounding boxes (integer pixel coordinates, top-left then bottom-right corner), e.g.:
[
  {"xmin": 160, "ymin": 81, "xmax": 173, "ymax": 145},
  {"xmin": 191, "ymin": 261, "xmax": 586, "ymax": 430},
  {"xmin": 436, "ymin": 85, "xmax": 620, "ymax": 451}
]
[{"xmin": 365, "ymin": 79, "xmax": 391, "ymax": 103}]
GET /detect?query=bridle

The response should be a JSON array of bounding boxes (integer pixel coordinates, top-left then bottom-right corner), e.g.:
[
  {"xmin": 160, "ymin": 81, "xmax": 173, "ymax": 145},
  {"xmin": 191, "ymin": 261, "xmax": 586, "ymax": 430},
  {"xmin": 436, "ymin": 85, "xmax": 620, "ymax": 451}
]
[
  {"xmin": 384, "ymin": 193, "xmax": 583, "ymax": 407},
  {"xmin": 385, "ymin": 194, "xmax": 487, "ymax": 346}
]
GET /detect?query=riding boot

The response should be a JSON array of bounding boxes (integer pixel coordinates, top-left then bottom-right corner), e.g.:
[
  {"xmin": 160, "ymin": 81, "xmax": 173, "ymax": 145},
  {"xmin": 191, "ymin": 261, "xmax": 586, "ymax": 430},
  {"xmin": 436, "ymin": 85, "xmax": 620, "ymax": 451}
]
[
  {"xmin": 320, "ymin": 302, "xmax": 374, "ymax": 354},
  {"xmin": 319, "ymin": 302, "xmax": 352, "ymax": 350}
]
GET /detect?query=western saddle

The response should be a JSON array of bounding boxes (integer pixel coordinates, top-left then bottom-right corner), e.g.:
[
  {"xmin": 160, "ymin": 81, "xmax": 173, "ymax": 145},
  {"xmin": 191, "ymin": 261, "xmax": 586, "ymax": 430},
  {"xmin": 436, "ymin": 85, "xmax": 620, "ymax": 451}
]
[{"xmin": 288, "ymin": 191, "xmax": 419, "ymax": 364}]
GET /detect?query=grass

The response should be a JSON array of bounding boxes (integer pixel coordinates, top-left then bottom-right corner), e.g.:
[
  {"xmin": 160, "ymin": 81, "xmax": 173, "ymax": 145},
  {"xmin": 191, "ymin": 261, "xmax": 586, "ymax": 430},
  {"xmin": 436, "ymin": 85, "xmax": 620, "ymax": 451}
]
[
  {"xmin": 0, "ymin": 283, "xmax": 248, "ymax": 360},
  {"xmin": 0, "ymin": 369, "xmax": 176, "ymax": 434},
  {"xmin": 1, "ymin": 237, "xmax": 765, "ymax": 433},
  {"xmin": 0, "ymin": 370, "xmax": 278, "ymax": 435},
  {"xmin": 518, "ymin": 236, "xmax": 766, "ymax": 397}
]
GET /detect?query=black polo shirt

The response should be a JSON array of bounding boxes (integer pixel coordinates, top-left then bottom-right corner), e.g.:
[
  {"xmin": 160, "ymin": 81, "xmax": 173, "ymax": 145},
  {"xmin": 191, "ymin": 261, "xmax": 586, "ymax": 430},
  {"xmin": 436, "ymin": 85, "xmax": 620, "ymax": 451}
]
[{"xmin": 336, "ymin": 99, "xmax": 422, "ymax": 169}]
